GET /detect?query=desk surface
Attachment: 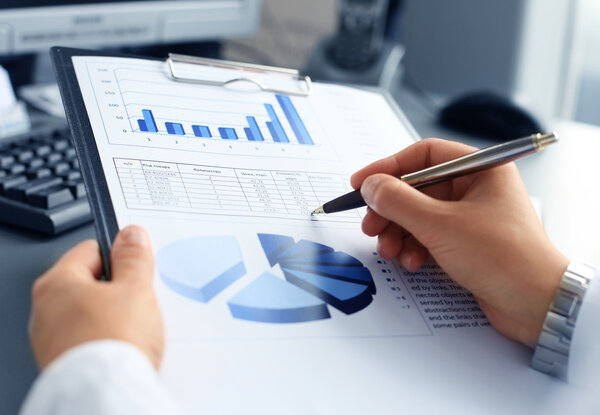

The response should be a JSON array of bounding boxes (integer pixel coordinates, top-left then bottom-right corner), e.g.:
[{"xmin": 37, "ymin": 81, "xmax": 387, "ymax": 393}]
[{"xmin": 1, "ymin": 87, "xmax": 599, "ymax": 413}]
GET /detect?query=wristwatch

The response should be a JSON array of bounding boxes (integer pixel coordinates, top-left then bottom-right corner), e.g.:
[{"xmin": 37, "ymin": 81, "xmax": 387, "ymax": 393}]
[{"xmin": 531, "ymin": 262, "xmax": 597, "ymax": 380}]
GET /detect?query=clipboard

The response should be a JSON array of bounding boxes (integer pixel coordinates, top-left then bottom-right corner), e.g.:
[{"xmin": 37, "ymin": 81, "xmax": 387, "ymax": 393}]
[
  {"xmin": 48, "ymin": 46, "xmax": 581, "ymax": 415},
  {"xmin": 50, "ymin": 46, "xmax": 418, "ymax": 279},
  {"xmin": 166, "ymin": 53, "xmax": 312, "ymax": 96}
]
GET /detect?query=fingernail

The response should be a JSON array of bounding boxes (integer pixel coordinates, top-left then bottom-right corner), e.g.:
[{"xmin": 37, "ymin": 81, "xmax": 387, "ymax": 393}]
[
  {"xmin": 119, "ymin": 226, "xmax": 149, "ymax": 247},
  {"xmin": 400, "ymin": 251, "xmax": 412, "ymax": 270},
  {"xmin": 361, "ymin": 176, "xmax": 380, "ymax": 206}
]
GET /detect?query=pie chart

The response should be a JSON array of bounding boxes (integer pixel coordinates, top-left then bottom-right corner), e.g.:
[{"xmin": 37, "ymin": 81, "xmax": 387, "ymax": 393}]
[{"xmin": 156, "ymin": 233, "xmax": 375, "ymax": 323}]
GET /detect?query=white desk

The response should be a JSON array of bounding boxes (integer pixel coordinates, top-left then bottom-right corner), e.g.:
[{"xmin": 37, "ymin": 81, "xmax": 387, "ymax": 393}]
[{"xmin": 518, "ymin": 120, "xmax": 600, "ymax": 266}]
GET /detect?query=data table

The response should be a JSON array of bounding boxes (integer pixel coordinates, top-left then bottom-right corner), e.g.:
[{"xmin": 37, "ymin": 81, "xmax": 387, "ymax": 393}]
[{"xmin": 114, "ymin": 158, "xmax": 362, "ymax": 222}]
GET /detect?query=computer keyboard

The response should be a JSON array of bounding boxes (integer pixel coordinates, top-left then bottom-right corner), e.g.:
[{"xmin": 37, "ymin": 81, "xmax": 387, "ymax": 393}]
[{"xmin": 0, "ymin": 121, "xmax": 91, "ymax": 234}]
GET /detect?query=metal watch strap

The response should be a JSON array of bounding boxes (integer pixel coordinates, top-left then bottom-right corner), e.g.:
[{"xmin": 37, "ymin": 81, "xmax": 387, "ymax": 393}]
[{"xmin": 531, "ymin": 262, "xmax": 597, "ymax": 380}]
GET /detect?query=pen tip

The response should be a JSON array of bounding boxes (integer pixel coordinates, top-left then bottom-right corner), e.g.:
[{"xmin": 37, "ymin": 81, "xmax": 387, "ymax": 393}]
[{"xmin": 311, "ymin": 206, "xmax": 325, "ymax": 215}]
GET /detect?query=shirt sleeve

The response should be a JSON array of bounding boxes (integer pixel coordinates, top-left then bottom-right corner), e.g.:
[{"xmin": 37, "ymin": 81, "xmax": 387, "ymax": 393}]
[
  {"xmin": 20, "ymin": 340, "xmax": 183, "ymax": 415},
  {"xmin": 569, "ymin": 268, "xmax": 600, "ymax": 387}
]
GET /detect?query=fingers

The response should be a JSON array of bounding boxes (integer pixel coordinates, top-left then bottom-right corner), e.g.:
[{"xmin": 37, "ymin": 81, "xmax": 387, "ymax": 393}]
[
  {"xmin": 43, "ymin": 239, "xmax": 103, "ymax": 282},
  {"xmin": 110, "ymin": 225, "xmax": 154, "ymax": 287},
  {"xmin": 361, "ymin": 173, "xmax": 443, "ymax": 239},
  {"xmin": 376, "ymin": 222, "xmax": 405, "ymax": 260},
  {"xmin": 351, "ymin": 138, "xmax": 477, "ymax": 189},
  {"xmin": 361, "ymin": 208, "xmax": 390, "ymax": 237},
  {"xmin": 396, "ymin": 235, "xmax": 428, "ymax": 272},
  {"xmin": 364, "ymin": 207, "xmax": 429, "ymax": 271}
]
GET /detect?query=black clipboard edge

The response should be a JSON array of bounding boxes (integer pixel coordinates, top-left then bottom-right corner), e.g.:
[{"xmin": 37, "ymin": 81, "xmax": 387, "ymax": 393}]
[{"xmin": 50, "ymin": 46, "xmax": 131, "ymax": 280}]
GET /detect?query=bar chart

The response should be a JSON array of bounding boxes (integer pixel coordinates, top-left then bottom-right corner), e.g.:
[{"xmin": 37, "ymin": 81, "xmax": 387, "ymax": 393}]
[
  {"xmin": 134, "ymin": 93, "xmax": 314, "ymax": 145},
  {"xmin": 81, "ymin": 59, "xmax": 341, "ymax": 159}
]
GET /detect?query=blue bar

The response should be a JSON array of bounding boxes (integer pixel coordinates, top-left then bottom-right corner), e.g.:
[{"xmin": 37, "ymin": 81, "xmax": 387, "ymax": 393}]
[
  {"xmin": 275, "ymin": 94, "xmax": 314, "ymax": 145},
  {"xmin": 137, "ymin": 119, "xmax": 148, "ymax": 132},
  {"xmin": 218, "ymin": 127, "xmax": 238, "ymax": 140},
  {"xmin": 266, "ymin": 122, "xmax": 279, "ymax": 142},
  {"xmin": 166, "ymin": 122, "xmax": 185, "ymax": 135},
  {"xmin": 246, "ymin": 116, "xmax": 264, "ymax": 141},
  {"xmin": 192, "ymin": 125, "xmax": 212, "ymax": 138},
  {"xmin": 264, "ymin": 104, "xmax": 289, "ymax": 143},
  {"xmin": 174, "ymin": 124, "xmax": 185, "ymax": 135},
  {"xmin": 244, "ymin": 127, "xmax": 254, "ymax": 141},
  {"xmin": 142, "ymin": 109, "xmax": 158, "ymax": 133}
]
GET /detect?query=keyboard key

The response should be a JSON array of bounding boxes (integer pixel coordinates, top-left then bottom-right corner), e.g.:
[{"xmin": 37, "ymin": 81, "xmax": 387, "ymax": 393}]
[
  {"xmin": 28, "ymin": 158, "xmax": 44, "ymax": 169},
  {"xmin": 34, "ymin": 144, "xmax": 52, "ymax": 157},
  {"xmin": 5, "ymin": 176, "xmax": 63, "ymax": 201},
  {"xmin": 53, "ymin": 139, "xmax": 70, "ymax": 151},
  {"xmin": 49, "ymin": 162, "xmax": 70, "ymax": 175},
  {"xmin": 71, "ymin": 159, "xmax": 80, "ymax": 170},
  {"xmin": 65, "ymin": 179, "xmax": 87, "ymax": 198},
  {"xmin": 64, "ymin": 148, "xmax": 77, "ymax": 159},
  {"xmin": 6, "ymin": 163, "xmax": 26, "ymax": 175},
  {"xmin": 26, "ymin": 167, "xmax": 52, "ymax": 179},
  {"xmin": 27, "ymin": 185, "xmax": 75, "ymax": 209},
  {"xmin": 11, "ymin": 149, "xmax": 34, "ymax": 163},
  {"xmin": 58, "ymin": 170, "xmax": 82, "ymax": 181},
  {"xmin": 0, "ymin": 175, "xmax": 28, "ymax": 194},
  {"xmin": 0, "ymin": 154, "xmax": 15, "ymax": 169},
  {"xmin": 46, "ymin": 153, "xmax": 62, "ymax": 164}
]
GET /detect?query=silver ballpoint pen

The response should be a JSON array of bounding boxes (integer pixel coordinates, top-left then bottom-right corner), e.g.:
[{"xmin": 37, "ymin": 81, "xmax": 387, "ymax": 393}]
[{"xmin": 311, "ymin": 132, "xmax": 557, "ymax": 215}]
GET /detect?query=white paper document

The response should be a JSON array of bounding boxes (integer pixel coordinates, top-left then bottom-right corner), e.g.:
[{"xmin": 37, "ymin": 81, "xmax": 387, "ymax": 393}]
[{"xmin": 71, "ymin": 56, "xmax": 585, "ymax": 414}]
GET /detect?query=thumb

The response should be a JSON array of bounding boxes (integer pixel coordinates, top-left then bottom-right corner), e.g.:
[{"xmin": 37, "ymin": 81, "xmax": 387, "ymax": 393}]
[
  {"xmin": 110, "ymin": 225, "xmax": 154, "ymax": 286},
  {"xmin": 361, "ymin": 174, "xmax": 443, "ymax": 239}
]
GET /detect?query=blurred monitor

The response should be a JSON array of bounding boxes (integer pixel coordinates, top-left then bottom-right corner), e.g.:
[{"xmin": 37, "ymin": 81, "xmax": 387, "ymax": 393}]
[
  {"xmin": 399, "ymin": 0, "xmax": 575, "ymax": 123},
  {"xmin": 0, "ymin": 0, "xmax": 261, "ymax": 55}
]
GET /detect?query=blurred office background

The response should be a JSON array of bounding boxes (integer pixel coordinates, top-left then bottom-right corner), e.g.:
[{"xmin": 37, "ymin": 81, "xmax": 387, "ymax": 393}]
[
  {"xmin": 2, "ymin": 0, "xmax": 600, "ymax": 128},
  {"xmin": 222, "ymin": 0, "xmax": 600, "ymax": 128}
]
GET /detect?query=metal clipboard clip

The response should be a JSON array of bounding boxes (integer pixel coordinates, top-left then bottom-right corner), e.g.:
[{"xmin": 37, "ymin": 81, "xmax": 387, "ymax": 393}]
[{"xmin": 166, "ymin": 53, "xmax": 312, "ymax": 96}]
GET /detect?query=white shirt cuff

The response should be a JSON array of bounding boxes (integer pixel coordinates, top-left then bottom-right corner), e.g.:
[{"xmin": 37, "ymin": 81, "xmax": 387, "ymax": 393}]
[{"xmin": 20, "ymin": 339, "xmax": 181, "ymax": 415}]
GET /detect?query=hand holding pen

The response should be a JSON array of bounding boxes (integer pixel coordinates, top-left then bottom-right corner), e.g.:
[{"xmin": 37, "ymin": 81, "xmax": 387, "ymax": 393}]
[
  {"xmin": 328, "ymin": 135, "xmax": 568, "ymax": 348},
  {"xmin": 312, "ymin": 133, "xmax": 556, "ymax": 215}
]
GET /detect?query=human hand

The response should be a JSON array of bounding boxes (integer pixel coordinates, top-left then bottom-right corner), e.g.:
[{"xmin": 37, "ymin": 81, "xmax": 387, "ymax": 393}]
[
  {"xmin": 351, "ymin": 138, "xmax": 569, "ymax": 348},
  {"xmin": 29, "ymin": 225, "xmax": 164, "ymax": 370}
]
